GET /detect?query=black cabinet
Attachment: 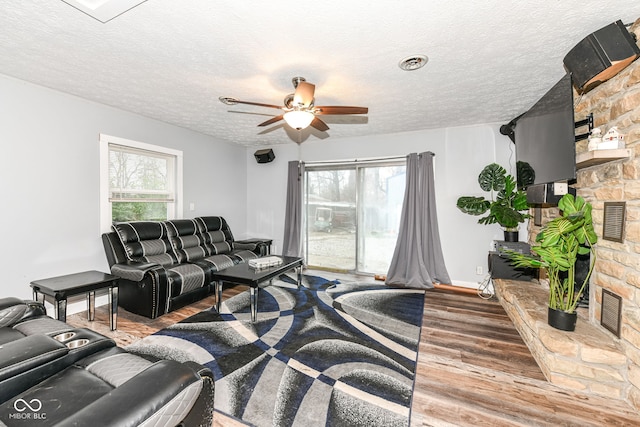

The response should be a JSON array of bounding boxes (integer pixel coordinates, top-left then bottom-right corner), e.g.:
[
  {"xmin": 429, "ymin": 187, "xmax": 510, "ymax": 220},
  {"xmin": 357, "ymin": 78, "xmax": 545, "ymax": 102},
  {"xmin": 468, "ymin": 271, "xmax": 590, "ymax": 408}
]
[{"xmin": 488, "ymin": 241, "xmax": 537, "ymax": 281}]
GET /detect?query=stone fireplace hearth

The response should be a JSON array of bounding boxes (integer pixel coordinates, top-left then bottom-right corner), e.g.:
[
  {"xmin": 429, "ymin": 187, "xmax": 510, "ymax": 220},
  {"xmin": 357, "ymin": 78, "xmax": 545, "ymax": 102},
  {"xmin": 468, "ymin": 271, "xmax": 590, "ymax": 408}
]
[
  {"xmin": 494, "ymin": 279, "xmax": 628, "ymax": 400},
  {"xmin": 494, "ymin": 18, "xmax": 640, "ymax": 411}
]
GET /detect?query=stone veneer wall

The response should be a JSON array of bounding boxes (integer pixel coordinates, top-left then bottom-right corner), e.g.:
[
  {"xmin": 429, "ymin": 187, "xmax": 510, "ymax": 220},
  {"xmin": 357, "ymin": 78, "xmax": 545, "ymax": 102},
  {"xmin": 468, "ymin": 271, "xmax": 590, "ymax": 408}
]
[{"xmin": 528, "ymin": 18, "xmax": 640, "ymax": 410}]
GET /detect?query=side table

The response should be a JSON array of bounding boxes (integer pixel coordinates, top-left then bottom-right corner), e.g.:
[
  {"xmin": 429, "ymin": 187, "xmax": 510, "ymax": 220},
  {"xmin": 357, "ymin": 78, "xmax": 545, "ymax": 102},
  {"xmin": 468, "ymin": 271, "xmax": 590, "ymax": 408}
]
[{"xmin": 30, "ymin": 270, "xmax": 119, "ymax": 330}]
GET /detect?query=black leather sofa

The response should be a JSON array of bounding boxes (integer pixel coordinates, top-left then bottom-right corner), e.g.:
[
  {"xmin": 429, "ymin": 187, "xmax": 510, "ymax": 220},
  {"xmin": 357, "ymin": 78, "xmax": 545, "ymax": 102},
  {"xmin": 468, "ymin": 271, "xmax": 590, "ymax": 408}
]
[
  {"xmin": 102, "ymin": 216, "xmax": 265, "ymax": 319},
  {"xmin": 0, "ymin": 297, "xmax": 214, "ymax": 426}
]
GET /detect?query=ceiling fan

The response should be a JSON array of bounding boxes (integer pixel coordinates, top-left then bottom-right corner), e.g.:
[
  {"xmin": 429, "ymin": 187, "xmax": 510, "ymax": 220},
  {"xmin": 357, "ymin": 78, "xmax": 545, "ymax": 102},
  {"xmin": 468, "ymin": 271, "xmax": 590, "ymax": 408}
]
[{"xmin": 219, "ymin": 77, "xmax": 368, "ymax": 132}]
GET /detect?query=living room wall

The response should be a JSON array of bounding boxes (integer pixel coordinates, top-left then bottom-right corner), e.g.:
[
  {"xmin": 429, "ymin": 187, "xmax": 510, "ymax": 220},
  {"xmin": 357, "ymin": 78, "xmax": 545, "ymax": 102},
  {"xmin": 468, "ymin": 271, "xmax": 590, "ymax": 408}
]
[
  {"xmin": 245, "ymin": 123, "xmax": 518, "ymax": 286},
  {"xmin": 0, "ymin": 69, "xmax": 520, "ymax": 307},
  {"xmin": 0, "ymin": 74, "xmax": 248, "ymax": 304}
]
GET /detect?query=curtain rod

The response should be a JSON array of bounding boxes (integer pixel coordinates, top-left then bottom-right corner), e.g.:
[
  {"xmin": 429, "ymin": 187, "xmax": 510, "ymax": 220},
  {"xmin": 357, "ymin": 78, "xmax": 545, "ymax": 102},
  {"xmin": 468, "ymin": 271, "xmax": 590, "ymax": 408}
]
[
  {"xmin": 306, "ymin": 156, "xmax": 405, "ymax": 165},
  {"xmin": 305, "ymin": 152, "xmax": 434, "ymax": 166}
]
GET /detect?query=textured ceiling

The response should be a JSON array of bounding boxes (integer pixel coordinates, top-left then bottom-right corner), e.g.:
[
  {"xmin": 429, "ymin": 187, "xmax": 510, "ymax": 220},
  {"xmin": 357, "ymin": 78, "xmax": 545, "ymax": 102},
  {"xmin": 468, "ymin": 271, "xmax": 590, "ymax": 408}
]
[{"xmin": 1, "ymin": 1, "xmax": 640, "ymax": 146}]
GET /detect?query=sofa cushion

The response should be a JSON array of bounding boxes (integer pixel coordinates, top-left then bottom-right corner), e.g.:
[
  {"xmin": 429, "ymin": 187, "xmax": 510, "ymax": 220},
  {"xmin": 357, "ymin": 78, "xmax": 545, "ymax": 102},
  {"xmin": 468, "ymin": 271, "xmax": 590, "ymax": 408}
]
[
  {"xmin": 167, "ymin": 263, "xmax": 210, "ymax": 297},
  {"xmin": 233, "ymin": 249, "xmax": 259, "ymax": 263},
  {"xmin": 112, "ymin": 221, "xmax": 177, "ymax": 267},
  {"xmin": 195, "ymin": 216, "xmax": 234, "ymax": 256},
  {"xmin": 199, "ymin": 254, "xmax": 236, "ymax": 272},
  {"xmin": 165, "ymin": 219, "xmax": 207, "ymax": 263}
]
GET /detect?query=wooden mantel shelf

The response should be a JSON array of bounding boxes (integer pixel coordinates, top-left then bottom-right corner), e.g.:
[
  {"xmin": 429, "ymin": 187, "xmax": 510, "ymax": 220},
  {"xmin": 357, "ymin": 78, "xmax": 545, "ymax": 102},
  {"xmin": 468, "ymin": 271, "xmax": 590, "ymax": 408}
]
[{"xmin": 576, "ymin": 148, "xmax": 631, "ymax": 169}]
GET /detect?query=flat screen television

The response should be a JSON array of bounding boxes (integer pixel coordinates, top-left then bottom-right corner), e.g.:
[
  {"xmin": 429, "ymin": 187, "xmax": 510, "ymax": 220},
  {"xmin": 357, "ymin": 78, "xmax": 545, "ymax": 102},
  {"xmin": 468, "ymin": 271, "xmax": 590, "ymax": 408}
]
[{"xmin": 514, "ymin": 73, "xmax": 576, "ymax": 189}]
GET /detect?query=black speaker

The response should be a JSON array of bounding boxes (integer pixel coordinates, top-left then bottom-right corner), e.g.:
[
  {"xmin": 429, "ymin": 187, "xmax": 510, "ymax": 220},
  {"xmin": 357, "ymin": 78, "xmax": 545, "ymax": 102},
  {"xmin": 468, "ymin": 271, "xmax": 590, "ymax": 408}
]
[
  {"xmin": 564, "ymin": 20, "xmax": 640, "ymax": 93},
  {"xmin": 254, "ymin": 148, "xmax": 275, "ymax": 163},
  {"xmin": 526, "ymin": 183, "xmax": 576, "ymax": 205}
]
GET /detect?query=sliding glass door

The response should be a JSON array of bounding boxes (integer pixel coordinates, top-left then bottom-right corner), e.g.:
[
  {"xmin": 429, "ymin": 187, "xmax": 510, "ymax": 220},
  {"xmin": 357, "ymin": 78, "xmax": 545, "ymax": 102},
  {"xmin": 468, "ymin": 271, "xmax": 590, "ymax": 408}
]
[{"xmin": 305, "ymin": 161, "xmax": 405, "ymax": 275}]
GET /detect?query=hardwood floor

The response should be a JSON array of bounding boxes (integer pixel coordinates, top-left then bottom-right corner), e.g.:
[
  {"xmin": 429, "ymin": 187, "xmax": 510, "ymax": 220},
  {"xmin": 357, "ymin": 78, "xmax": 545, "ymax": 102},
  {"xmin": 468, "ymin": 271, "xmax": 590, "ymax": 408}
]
[
  {"xmin": 412, "ymin": 289, "xmax": 640, "ymax": 427},
  {"xmin": 66, "ymin": 275, "xmax": 640, "ymax": 427}
]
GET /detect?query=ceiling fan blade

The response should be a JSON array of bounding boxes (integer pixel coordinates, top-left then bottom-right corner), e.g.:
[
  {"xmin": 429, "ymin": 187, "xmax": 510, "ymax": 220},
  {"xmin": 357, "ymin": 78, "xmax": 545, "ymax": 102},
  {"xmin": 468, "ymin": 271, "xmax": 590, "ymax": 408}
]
[
  {"xmin": 258, "ymin": 115, "xmax": 284, "ymax": 127},
  {"xmin": 313, "ymin": 106, "xmax": 368, "ymax": 115},
  {"xmin": 219, "ymin": 96, "xmax": 282, "ymax": 110},
  {"xmin": 293, "ymin": 82, "xmax": 315, "ymax": 108},
  {"xmin": 310, "ymin": 117, "xmax": 330, "ymax": 132}
]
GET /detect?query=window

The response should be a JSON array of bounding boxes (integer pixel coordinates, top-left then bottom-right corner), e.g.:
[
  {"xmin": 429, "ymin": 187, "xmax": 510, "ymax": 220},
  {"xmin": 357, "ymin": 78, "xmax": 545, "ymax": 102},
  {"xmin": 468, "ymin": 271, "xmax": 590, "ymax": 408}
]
[
  {"xmin": 100, "ymin": 134, "xmax": 183, "ymax": 231},
  {"xmin": 305, "ymin": 160, "xmax": 406, "ymax": 275}
]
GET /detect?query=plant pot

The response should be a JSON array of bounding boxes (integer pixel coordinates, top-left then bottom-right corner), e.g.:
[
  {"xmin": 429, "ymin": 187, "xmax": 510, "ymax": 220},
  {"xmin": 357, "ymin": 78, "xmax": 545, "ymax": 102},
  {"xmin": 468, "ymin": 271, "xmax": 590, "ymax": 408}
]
[
  {"xmin": 503, "ymin": 230, "xmax": 519, "ymax": 242},
  {"xmin": 548, "ymin": 307, "xmax": 577, "ymax": 331}
]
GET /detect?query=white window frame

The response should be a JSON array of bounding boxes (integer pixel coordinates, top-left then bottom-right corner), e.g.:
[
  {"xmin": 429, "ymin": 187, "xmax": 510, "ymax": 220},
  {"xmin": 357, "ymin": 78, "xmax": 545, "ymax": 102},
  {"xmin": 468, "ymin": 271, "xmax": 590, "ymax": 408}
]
[{"xmin": 99, "ymin": 134, "xmax": 183, "ymax": 232}]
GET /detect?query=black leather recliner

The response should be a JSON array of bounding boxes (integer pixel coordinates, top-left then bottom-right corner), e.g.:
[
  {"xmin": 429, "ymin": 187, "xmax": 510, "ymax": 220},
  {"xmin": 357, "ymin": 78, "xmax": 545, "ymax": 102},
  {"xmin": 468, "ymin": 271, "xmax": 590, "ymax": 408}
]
[
  {"xmin": 0, "ymin": 298, "xmax": 214, "ymax": 426},
  {"xmin": 102, "ymin": 216, "xmax": 264, "ymax": 318}
]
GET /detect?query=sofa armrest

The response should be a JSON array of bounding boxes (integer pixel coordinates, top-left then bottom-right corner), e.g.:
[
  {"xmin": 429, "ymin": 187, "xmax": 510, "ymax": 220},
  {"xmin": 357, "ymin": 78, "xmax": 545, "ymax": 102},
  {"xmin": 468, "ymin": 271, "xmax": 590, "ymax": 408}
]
[
  {"xmin": 235, "ymin": 238, "xmax": 272, "ymax": 256},
  {"xmin": 0, "ymin": 335, "xmax": 71, "ymax": 403},
  {"xmin": 110, "ymin": 261, "xmax": 162, "ymax": 282},
  {"xmin": 113, "ymin": 264, "xmax": 170, "ymax": 319},
  {"xmin": 55, "ymin": 360, "xmax": 212, "ymax": 427},
  {"xmin": 0, "ymin": 335, "xmax": 68, "ymax": 382},
  {"xmin": 0, "ymin": 298, "xmax": 47, "ymax": 328}
]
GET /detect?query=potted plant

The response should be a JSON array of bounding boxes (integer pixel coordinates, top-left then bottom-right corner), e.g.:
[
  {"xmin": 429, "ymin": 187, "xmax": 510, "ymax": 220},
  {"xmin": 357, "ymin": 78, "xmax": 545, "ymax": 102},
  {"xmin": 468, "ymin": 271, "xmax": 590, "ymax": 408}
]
[
  {"xmin": 456, "ymin": 163, "xmax": 530, "ymax": 242},
  {"xmin": 507, "ymin": 194, "xmax": 597, "ymax": 331}
]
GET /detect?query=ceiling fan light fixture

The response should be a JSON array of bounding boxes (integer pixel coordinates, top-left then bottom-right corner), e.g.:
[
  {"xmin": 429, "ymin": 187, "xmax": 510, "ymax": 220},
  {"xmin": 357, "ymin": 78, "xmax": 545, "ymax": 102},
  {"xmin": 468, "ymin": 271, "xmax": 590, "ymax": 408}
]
[
  {"xmin": 399, "ymin": 55, "xmax": 428, "ymax": 71},
  {"xmin": 283, "ymin": 110, "xmax": 314, "ymax": 130}
]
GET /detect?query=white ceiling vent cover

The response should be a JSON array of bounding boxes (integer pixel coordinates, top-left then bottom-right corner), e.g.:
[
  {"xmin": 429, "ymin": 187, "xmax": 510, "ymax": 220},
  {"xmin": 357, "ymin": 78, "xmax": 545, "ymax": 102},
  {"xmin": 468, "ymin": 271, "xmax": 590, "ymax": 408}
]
[
  {"xmin": 399, "ymin": 55, "xmax": 428, "ymax": 71},
  {"xmin": 61, "ymin": 0, "xmax": 147, "ymax": 23}
]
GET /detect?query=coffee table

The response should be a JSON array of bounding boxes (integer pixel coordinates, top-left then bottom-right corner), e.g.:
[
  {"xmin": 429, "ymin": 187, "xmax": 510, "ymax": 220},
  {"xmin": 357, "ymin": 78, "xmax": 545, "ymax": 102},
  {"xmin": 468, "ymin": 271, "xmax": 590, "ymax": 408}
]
[
  {"xmin": 211, "ymin": 256, "xmax": 303, "ymax": 322},
  {"xmin": 30, "ymin": 270, "xmax": 119, "ymax": 330}
]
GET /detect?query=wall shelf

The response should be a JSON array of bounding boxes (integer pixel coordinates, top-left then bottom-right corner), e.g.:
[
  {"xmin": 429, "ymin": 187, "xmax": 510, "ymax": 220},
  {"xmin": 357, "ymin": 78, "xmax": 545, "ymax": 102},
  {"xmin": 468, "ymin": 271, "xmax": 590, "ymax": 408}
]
[{"xmin": 576, "ymin": 148, "xmax": 631, "ymax": 169}]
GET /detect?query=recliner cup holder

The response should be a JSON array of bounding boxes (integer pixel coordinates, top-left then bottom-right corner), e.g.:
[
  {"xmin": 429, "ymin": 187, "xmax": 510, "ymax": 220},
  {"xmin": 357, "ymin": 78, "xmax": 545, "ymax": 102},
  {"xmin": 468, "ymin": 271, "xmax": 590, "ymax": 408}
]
[
  {"xmin": 53, "ymin": 332, "xmax": 77, "ymax": 342},
  {"xmin": 66, "ymin": 339, "xmax": 90, "ymax": 349}
]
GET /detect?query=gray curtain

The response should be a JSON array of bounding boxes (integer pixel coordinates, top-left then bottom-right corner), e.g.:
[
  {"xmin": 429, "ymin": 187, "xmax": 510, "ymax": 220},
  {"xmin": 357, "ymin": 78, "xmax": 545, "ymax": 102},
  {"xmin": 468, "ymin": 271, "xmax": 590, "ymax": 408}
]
[
  {"xmin": 282, "ymin": 160, "xmax": 305, "ymax": 258},
  {"xmin": 386, "ymin": 152, "xmax": 451, "ymax": 288}
]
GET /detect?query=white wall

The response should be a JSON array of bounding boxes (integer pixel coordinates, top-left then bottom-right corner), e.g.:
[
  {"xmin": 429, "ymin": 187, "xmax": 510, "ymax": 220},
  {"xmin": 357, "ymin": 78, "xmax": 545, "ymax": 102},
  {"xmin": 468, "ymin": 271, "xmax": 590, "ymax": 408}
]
[
  {"xmin": 0, "ymin": 70, "xmax": 521, "ymax": 308},
  {"xmin": 0, "ymin": 74, "xmax": 247, "ymax": 304},
  {"xmin": 245, "ymin": 124, "xmax": 518, "ymax": 286}
]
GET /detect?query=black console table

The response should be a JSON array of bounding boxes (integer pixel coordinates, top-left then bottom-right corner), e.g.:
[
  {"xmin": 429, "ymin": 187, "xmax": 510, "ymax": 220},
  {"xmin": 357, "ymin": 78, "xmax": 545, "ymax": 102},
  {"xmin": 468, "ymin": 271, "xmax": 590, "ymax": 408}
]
[
  {"xmin": 489, "ymin": 240, "xmax": 537, "ymax": 281},
  {"xmin": 30, "ymin": 270, "xmax": 119, "ymax": 330}
]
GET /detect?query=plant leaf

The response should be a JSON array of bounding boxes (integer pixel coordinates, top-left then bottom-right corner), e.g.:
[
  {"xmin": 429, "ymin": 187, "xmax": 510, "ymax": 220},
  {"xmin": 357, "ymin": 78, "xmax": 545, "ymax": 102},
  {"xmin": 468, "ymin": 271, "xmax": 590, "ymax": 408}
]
[
  {"xmin": 478, "ymin": 163, "xmax": 506, "ymax": 192},
  {"xmin": 516, "ymin": 161, "xmax": 535, "ymax": 189},
  {"xmin": 491, "ymin": 204, "xmax": 523, "ymax": 228},
  {"xmin": 456, "ymin": 197, "xmax": 490, "ymax": 215}
]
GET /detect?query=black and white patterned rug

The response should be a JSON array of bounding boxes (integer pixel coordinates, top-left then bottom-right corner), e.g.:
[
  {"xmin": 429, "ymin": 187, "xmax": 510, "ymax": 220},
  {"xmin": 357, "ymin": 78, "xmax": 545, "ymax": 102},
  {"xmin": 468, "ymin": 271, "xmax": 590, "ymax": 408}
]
[{"xmin": 126, "ymin": 274, "xmax": 425, "ymax": 427}]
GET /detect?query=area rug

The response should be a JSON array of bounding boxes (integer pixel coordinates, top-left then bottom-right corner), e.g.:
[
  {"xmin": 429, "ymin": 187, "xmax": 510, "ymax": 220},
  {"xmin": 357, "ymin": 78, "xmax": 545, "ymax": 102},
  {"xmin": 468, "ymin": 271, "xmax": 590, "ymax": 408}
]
[{"xmin": 126, "ymin": 274, "xmax": 425, "ymax": 427}]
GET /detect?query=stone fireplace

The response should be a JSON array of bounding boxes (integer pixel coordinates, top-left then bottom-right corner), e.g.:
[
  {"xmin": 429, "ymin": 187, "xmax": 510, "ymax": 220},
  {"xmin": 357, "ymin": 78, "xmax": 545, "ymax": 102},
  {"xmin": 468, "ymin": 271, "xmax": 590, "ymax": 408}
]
[{"xmin": 496, "ymin": 18, "xmax": 640, "ymax": 411}]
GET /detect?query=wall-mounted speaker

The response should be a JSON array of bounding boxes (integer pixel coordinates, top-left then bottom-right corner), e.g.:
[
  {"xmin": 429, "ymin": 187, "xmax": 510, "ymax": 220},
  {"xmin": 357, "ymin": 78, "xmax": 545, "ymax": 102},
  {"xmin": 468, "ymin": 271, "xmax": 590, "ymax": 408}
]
[
  {"xmin": 254, "ymin": 148, "xmax": 275, "ymax": 163},
  {"xmin": 564, "ymin": 20, "xmax": 640, "ymax": 93}
]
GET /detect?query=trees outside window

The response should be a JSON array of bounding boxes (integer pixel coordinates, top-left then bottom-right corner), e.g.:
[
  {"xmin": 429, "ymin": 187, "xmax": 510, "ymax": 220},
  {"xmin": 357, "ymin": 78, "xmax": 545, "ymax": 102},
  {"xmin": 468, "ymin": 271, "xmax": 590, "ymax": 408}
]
[
  {"xmin": 305, "ymin": 161, "xmax": 406, "ymax": 274},
  {"xmin": 100, "ymin": 134, "xmax": 183, "ymax": 231}
]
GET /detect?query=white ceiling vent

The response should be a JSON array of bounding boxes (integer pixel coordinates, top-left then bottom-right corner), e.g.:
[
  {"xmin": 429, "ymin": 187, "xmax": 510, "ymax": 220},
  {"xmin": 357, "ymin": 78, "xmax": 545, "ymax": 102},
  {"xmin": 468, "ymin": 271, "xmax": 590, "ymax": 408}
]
[
  {"xmin": 399, "ymin": 55, "xmax": 429, "ymax": 71},
  {"xmin": 61, "ymin": 0, "xmax": 147, "ymax": 23}
]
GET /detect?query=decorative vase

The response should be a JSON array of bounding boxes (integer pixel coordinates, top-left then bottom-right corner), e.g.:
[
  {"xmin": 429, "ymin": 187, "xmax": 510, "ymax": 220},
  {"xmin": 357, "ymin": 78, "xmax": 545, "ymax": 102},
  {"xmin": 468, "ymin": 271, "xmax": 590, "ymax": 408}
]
[
  {"xmin": 503, "ymin": 230, "xmax": 519, "ymax": 242},
  {"xmin": 548, "ymin": 307, "xmax": 577, "ymax": 331}
]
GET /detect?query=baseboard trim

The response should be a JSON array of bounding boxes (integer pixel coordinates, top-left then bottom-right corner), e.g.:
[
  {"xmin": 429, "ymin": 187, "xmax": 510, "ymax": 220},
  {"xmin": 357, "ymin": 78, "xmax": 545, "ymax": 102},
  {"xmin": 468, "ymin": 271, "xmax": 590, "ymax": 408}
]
[{"xmin": 434, "ymin": 282, "xmax": 479, "ymax": 295}]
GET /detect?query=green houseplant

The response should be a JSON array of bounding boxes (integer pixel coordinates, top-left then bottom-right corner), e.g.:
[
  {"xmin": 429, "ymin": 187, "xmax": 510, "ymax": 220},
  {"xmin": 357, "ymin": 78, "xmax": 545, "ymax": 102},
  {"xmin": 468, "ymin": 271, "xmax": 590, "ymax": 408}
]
[
  {"xmin": 456, "ymin": 163, "xmax": 530, "ymax": 241},
  {"xmin": 507, "ymin": 193, "xmax": 597, "ymax": 331}
]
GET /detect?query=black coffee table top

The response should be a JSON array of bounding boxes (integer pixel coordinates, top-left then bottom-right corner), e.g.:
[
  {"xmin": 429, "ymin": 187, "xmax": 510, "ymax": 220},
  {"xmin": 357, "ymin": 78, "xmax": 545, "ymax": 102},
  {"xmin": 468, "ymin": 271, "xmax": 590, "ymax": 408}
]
[
  {"xmin": 30, "ymin": 270, "xmax": 119, "ymax": 298},
  {"xmin": 211, "ymin": 256, "xmax": 303, "ymax": 287}
]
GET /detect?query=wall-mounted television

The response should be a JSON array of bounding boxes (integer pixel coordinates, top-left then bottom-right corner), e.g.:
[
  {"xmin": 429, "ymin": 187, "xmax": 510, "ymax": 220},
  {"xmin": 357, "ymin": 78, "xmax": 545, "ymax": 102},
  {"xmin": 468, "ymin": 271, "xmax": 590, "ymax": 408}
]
[{"xmin": 514, "ymin": 73, "xmax": 576, "ymax": 190}]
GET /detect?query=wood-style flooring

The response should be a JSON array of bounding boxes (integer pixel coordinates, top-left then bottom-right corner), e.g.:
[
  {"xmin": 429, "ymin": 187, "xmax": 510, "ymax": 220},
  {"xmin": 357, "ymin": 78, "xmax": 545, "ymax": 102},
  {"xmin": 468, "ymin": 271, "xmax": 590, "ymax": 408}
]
[{"xmin": 66, "ymin": 276, "xmax": 640, "ymax": 427}]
